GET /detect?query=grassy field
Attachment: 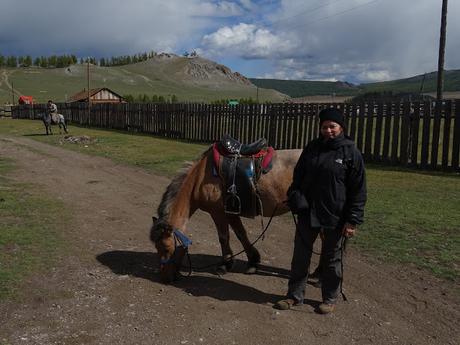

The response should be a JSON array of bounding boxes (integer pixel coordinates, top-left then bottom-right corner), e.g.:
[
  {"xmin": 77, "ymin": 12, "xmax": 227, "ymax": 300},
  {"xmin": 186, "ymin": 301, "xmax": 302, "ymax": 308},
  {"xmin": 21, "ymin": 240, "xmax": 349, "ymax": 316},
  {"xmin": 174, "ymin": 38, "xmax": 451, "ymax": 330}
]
[
  {"xmin": 357, "ymin": 164, "xmax": 459, "ymax": 280},
  {"xmin": 0, "ymin": 156, "xmax": 69, "ymax": 300},
  {"xmin": 1, "ymin": 118, "xmax": 459, "ymax": 283},
  {"xmin": 0, "ymin": 119, "xmax": 208, "ymax": 176}
]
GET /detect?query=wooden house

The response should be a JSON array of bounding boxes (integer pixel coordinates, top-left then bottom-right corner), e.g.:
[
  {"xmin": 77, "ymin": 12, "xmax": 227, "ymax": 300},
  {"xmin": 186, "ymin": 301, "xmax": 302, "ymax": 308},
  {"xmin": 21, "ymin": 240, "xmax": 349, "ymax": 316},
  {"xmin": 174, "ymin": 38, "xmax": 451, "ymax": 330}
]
[{"xmin": 68, "ymin": 87, "xmax": 125, "ymax": 103}]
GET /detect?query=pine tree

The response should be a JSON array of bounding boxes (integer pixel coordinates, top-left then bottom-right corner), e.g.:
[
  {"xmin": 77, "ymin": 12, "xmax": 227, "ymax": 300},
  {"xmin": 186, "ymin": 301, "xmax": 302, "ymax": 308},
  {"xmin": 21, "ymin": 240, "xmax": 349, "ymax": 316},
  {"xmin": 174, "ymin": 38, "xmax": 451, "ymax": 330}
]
[
  {"xmin": 6, "ymin": 56, "xmax": 17, "ymax": 67},
  {"xmin": 24, "ymin": 55, "xmax": 32, "ymax": 67}
]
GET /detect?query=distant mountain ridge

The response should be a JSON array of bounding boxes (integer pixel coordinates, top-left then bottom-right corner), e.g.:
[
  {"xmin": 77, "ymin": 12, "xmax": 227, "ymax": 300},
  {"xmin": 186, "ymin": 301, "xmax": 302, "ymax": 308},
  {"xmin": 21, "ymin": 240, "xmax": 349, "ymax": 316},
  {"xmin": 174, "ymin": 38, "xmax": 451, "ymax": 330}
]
[
  {"xmin": 0, "ymin": 54, "xmax": 286, "ymax": 104},
  {"xmin": 2, "ymin": 53, "xmax": 460, "ymax": 104},
  {"xmin": 250, "ymin": 70, "xmax": 460, "ymax": 98},
  {"xmin": 249, "ymin": 79, "xmax": 359, "ymax": 98}
]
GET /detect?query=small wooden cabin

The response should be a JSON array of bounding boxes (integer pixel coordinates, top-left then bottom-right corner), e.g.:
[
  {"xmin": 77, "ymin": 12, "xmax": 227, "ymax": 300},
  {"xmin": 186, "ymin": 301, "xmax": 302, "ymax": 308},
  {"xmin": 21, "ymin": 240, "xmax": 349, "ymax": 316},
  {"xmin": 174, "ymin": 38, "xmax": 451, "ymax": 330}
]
[
  {"xmin": 18, "ymin": 95, "xmax": 34, "ymax": 105},
  {"xmin": 69, "ymin": 87, "xmax": 125, "ymax": 103}
]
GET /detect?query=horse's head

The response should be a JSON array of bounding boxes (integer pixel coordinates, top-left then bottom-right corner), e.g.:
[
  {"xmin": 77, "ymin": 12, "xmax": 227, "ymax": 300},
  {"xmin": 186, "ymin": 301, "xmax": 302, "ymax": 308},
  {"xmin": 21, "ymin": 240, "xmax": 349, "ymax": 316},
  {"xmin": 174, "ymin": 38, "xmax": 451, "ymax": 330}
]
[{"xmin": 150, "ymin": 216, "xmax": 186, "ymax": 283}]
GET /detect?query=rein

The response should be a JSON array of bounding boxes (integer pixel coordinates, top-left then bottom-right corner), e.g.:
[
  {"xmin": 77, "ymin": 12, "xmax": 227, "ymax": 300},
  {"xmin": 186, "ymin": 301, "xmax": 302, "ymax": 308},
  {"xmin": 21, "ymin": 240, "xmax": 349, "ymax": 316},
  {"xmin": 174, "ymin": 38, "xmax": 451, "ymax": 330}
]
[
  {"xmin": 160, "ymin": 205, "xmax": 348, "ymax": 301},
  {"xmin": 181, "ymin": 201, "xmax": 281, "ymax": 273}
]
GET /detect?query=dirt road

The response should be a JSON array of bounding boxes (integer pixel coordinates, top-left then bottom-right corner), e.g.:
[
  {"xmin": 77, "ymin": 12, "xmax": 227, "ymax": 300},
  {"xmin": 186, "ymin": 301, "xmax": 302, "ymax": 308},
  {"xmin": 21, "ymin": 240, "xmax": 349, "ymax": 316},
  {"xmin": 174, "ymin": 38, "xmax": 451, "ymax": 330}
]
[{"xmin": 0, "ymin": 136, "xmax": 458, "ymax": 345}]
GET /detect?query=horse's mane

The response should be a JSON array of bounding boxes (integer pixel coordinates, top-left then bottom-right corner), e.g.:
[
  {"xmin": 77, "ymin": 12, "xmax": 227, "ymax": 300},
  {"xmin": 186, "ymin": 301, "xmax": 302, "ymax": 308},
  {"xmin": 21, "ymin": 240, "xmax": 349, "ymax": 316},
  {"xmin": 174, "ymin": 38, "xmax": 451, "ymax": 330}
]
[{"xmin": 156, "ymin": 146, "xmax": 212, "ymax": 222}]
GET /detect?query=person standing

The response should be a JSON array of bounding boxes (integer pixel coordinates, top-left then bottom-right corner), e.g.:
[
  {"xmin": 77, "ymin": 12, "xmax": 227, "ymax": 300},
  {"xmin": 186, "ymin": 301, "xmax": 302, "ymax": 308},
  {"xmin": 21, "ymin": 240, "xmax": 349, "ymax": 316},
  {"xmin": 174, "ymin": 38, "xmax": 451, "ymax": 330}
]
[{"xmin": 275, "ymin": 107, "xmax": 367, "ymax": 314}]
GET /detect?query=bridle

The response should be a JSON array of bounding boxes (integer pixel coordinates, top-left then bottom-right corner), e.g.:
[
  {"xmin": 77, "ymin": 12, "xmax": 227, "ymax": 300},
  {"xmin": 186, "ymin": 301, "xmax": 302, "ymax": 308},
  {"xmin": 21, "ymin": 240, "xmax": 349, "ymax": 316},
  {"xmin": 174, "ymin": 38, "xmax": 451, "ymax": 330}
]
[{"xmin": 157, "ymin": 226, "xmax": 193, "ymax": 276}]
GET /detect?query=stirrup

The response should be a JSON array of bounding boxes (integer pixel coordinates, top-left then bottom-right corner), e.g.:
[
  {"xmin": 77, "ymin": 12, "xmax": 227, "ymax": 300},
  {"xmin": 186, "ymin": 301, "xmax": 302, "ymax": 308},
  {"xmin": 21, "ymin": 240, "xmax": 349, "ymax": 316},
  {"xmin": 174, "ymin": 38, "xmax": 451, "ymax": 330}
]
[{"xmin": 224, "ymin": 193, "xmax": 241, "ymax": 215}]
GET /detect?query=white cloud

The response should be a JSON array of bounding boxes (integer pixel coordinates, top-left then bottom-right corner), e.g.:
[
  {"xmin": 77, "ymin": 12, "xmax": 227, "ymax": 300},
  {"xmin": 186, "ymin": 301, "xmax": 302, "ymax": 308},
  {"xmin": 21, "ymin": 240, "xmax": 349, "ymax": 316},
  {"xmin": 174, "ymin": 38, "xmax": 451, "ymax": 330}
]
[
  {"xmin": 357, "ymin": 70, "xmax": 392, "ymax": 83},
  {"xmin": 201, "ymin": 23, "xmax": 298, "ymax": 59},
  {"xmin": 1, "ymin": 0, "xmax": 459, "ymax": 83},
  {"xmin": 0, "ymin": 0, "xmax": 218, "ymax": 57},
  {"xmin": 200, "ymin": 0, "xmax": 460, "ymax": 82}
]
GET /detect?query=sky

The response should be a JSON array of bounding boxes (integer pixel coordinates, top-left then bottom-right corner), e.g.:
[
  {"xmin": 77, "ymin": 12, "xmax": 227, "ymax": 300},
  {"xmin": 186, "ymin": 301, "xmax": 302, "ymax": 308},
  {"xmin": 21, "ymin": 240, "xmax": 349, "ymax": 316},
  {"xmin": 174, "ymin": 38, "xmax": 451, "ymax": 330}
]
[{"xmin": 1, "ymin": 0, "xmax": 459, "ymax": 84}]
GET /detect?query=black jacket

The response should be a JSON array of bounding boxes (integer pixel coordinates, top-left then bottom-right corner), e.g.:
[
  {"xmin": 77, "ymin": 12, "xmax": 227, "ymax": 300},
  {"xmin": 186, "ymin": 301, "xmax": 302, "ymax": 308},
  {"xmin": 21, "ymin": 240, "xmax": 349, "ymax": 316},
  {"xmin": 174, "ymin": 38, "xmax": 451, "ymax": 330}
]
[{"xmin": 290, "ymin": 133, "xmax": 367, "ymax": 228}]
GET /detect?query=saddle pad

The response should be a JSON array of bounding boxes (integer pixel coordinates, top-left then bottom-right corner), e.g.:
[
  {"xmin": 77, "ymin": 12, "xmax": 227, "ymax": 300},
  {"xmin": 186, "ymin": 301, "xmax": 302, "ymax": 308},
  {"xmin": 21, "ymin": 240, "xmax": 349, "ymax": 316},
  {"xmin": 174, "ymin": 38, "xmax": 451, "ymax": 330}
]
[{"xmin": 212, "ymin": 143, "xmax": 274, "ymax": 173}]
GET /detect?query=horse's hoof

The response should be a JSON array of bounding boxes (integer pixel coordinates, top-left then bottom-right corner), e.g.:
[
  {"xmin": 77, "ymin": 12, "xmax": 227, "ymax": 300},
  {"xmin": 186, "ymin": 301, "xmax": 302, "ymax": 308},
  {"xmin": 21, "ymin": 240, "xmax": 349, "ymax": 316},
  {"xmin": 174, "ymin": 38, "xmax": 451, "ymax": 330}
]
[{"xmin": 245, "ymin": 265, "xmax": 258, "ymax": 275}]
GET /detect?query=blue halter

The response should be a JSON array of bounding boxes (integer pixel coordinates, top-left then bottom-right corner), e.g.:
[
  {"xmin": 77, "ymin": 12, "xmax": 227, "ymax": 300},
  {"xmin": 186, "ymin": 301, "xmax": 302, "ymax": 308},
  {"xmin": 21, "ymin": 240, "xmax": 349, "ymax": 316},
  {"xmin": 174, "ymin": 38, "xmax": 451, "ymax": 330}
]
[
  {"xmin": 159, "ymin": 229, "xmax": 192, "ymax": 265},
  {"xmin": 173, "ymin": 229, "xmax": 192, "ymax": 248}
]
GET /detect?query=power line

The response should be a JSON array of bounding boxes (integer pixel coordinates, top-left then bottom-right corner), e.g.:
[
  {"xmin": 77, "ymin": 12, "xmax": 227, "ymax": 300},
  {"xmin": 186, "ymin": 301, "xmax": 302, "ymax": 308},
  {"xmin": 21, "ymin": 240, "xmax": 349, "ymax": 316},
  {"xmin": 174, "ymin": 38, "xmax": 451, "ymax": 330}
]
[
  {"xmin": 257, "ymin": 0, "xmax": 347, "ymax": 28},
  {"xmin": 265, "ymin": 0, "xmax": 381, "ymax": 32}
]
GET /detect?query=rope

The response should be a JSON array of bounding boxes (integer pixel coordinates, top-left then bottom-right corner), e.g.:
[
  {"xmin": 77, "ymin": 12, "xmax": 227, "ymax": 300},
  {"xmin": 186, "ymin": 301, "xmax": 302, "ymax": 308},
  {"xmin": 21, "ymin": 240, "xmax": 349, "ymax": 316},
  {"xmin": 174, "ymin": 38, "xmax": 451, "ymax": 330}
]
[
  {"xmin": 340, "ymin": 236, "xmax": 348, "ymax": 301},
  {"xmin": 181, "ymin": 202, "xmax": 280, "ymax": 273}
]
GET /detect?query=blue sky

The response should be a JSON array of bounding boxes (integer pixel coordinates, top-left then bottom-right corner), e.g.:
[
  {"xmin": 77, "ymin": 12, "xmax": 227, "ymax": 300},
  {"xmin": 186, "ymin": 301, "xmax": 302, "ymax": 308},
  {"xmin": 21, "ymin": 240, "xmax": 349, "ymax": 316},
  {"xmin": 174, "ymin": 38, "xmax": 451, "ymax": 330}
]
[{"xmin": 1, "ymin": 0, "xmax": 459, "ymax": 84}]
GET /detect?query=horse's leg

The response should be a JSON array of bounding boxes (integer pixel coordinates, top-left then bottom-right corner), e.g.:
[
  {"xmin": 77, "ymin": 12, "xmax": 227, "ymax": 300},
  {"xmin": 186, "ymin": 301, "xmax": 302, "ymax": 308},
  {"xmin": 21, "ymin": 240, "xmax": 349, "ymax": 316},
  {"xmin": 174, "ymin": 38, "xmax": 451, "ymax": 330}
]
[
  {"xmin": 210, "ymin": 212, "xmax": 234, "ymax": 274},
  {"xmin": 227, "ymin": 215, "xmax": 261, "ymax": 274}
]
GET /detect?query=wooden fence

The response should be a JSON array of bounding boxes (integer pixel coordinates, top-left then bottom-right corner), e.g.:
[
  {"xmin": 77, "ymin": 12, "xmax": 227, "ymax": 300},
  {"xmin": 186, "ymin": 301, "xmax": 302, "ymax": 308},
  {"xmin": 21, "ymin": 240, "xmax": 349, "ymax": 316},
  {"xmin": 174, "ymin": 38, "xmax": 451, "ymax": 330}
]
[{"xmin": 12, "ymin": 101, "xmax": 460, "ymax": 171}]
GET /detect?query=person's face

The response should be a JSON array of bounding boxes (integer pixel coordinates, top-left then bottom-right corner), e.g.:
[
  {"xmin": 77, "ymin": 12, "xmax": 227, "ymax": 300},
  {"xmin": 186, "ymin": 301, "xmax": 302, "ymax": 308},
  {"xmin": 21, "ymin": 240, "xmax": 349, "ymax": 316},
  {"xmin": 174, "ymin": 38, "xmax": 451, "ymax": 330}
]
[{"xmin": 320, "ymin": 120, "xmax": 343, "ymax": 140}]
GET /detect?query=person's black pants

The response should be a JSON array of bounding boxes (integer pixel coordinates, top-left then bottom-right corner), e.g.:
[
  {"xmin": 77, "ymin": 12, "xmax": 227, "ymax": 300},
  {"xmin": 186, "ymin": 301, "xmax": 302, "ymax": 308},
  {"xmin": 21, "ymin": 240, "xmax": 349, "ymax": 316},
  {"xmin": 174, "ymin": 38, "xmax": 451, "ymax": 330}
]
[{"xmin": 287, "ymin": 213, "xmax": 344, "ymax": 304}]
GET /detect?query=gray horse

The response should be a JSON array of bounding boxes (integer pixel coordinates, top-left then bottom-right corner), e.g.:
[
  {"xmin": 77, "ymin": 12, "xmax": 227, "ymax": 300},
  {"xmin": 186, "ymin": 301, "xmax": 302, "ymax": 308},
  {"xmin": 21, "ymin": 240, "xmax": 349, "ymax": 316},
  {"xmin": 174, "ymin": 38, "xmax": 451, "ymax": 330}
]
[{"xmin": 41, "ymin": 112, "xmax": 68, "ymax": 135}]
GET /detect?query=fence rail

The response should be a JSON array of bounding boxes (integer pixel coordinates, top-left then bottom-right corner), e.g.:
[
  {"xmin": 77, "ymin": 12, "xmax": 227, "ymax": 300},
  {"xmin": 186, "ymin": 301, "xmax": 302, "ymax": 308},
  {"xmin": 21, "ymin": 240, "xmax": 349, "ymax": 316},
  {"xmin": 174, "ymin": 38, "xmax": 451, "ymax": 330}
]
[{"xmin": 12, "ymin": 101, "xmax": 460, "ymax": 171}]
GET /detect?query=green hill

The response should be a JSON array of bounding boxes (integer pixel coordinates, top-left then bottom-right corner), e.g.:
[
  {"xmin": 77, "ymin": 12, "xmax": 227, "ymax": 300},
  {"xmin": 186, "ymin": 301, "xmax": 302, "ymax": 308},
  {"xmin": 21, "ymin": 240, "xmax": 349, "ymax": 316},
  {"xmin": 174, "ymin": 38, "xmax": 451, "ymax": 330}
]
[
  {"xmin": 3, "ymin": 55, "xmax": 460, "ymax": 105},
  {"xmin": 250, "ymin": 70, "xmax": 460, "ymax": 98},
  {"xmin": 361, "ymin": 70, "xmax": 460, "ymax": 93},
  {"xmin": 0, "ymin": 54, "xmax": 287, "ymax": 104},
  {"xmin": 249, "ymin": 79, "xmax": 360, "ymax": 97}
]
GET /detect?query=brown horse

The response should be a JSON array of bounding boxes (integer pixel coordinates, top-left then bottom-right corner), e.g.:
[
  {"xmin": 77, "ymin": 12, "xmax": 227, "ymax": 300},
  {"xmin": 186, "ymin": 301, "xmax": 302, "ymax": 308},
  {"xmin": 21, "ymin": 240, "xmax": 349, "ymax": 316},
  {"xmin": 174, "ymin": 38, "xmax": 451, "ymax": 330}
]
[{"xmin": 150, "ymin": 146, "xmax": 302, "ymax": 283}]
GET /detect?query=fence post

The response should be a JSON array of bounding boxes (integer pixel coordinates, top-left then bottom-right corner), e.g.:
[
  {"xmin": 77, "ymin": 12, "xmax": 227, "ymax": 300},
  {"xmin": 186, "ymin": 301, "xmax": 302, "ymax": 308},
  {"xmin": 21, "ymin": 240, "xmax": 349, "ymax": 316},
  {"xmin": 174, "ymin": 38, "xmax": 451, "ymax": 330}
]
[{"xmin": 268, "ymin": 104, "xmax": 277, "ymax": 147}]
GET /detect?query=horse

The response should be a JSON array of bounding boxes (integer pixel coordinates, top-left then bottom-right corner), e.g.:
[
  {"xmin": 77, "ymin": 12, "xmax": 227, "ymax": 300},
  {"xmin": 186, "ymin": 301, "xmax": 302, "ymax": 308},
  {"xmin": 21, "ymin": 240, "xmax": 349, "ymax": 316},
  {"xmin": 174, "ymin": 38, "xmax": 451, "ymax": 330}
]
[
  {"xmin": 150, "ymin": 144, "xmax": 302, "ymax": 283},
  {"xmin": 41, "ymin": 112, "xmax": 68, "ymax": 135}
]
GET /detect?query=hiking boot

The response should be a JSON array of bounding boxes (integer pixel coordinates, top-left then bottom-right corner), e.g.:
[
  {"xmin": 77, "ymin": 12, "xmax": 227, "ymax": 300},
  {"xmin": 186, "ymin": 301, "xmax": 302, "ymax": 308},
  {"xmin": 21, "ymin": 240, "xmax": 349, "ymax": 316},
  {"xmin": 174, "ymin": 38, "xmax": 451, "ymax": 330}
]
[
  {"xmin": 274, "ymin": 298, "xmax": 297, "ymax": 310},
  {"xmin": 318, "ymin": 303, "xmax": 335, "ymax": 314}
]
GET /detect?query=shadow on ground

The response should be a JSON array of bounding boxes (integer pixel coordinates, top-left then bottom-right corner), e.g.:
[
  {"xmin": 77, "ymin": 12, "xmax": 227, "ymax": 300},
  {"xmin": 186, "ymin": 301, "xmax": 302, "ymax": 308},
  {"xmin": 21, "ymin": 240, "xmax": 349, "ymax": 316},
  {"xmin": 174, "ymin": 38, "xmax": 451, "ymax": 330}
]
[
  {"xmin": 95, "ymin": 250, "xmax": 323, "ymax": 306},
  {"xmin": 23, "ymin": 133, "xmax": 49, "ymax": 137}
]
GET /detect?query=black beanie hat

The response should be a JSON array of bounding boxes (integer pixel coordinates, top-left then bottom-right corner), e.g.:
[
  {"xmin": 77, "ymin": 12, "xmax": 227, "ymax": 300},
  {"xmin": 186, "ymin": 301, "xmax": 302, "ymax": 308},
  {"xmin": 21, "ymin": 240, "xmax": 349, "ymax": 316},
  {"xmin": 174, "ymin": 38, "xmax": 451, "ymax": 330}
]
[{"xmin": 319, "ymin": 108, "xmax": 345, "ymax": 129}]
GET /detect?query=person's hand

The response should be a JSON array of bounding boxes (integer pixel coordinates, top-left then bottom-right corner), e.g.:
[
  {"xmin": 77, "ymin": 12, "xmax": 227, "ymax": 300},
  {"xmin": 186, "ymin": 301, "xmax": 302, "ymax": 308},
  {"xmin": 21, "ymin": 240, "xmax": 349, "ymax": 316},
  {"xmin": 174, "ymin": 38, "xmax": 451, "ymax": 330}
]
[{"xmin": 342, "ymin": 222, "xmax": 357, "ymax": 238}]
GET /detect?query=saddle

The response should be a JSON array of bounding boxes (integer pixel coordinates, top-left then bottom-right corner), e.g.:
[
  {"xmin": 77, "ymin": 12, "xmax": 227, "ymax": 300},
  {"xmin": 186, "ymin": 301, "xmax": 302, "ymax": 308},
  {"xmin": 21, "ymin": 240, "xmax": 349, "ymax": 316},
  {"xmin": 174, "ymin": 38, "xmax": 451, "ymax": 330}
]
[{"xmin": 212, "ymin": 134, "xmax": 275, "ymax": 217}]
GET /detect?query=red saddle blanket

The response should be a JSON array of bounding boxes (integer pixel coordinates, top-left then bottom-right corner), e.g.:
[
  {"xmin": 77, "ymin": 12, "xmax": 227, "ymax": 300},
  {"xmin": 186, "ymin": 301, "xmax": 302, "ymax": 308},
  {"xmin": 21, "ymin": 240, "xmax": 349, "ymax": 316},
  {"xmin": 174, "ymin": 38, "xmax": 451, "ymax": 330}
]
[{"xmin": 212, "ymin": 143, "xmax": 275, "ymax": 174}]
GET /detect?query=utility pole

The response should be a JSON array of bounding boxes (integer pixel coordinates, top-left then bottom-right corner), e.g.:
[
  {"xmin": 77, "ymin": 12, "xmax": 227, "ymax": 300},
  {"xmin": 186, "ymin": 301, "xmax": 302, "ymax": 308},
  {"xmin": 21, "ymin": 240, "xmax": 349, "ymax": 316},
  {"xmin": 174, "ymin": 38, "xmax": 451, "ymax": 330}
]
[
  {"xmin": 87, "ymin": 59, "xmax": 91, "ymax": 116},
  {"xmin": 436, "ymin": 0, "xmax": 448, "ymax": 101},
  {"xmin": 419, "ymin": 73, "xmax": 426, "ymax": 95}
]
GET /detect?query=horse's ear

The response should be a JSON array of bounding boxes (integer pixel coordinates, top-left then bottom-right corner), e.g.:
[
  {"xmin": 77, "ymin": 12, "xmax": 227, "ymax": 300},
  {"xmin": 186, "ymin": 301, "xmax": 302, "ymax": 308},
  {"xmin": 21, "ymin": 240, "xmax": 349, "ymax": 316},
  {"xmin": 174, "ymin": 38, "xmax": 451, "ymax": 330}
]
[{"xmin": 152, "ymin": 216, "xmax": 158, "ymax": 222}]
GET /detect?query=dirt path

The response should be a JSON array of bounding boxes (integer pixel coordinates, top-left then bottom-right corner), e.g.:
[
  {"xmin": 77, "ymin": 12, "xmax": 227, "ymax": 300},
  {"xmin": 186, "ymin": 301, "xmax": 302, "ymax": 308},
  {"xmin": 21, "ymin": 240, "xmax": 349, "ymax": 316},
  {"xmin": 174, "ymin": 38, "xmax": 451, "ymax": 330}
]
[
  {"xmin": 1, "ymin": 70, "xmax": 21, "ymax": 98},
  {"xmin": 0, "ymin": 136, "xmax": 458, "ymax": 345}
]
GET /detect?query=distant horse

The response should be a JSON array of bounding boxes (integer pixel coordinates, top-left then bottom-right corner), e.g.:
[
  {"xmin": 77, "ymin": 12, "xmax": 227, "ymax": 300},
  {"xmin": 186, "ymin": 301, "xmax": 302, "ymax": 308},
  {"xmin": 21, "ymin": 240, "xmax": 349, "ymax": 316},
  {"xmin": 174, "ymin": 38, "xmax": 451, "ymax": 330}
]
[
  {"xmin": 41, "ymin": 112, "xmax": 68, "ymax": 135},
  {"xmin": 150, "ymin": 144, "xmax": 302, "ymax": 283}
]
